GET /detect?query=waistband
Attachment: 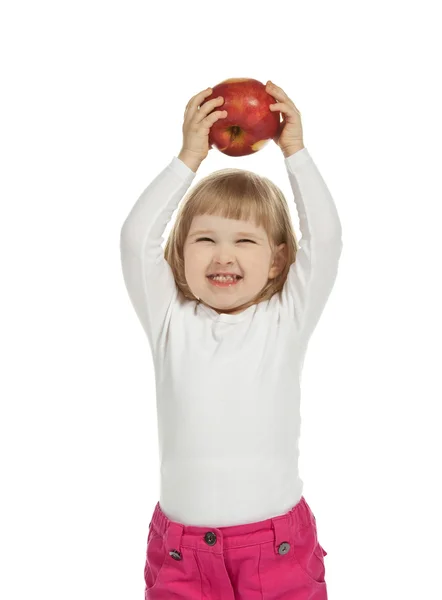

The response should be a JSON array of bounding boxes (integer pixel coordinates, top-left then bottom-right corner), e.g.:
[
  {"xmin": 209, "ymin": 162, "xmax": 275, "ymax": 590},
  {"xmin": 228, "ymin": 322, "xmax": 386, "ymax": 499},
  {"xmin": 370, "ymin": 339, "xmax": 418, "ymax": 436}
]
[{"xmin": 149, "ymin": 496, "xmax": 315, "ymax": 555}]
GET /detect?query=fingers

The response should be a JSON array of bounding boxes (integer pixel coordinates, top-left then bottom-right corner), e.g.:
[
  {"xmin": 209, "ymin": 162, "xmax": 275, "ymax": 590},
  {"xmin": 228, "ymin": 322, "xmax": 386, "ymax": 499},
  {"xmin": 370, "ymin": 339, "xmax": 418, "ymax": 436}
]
[
  {"xmin": 269, "ymin": 101, "xmax": 292, "ymax": 113},
  {"xmin": 266, "ymin": 81, "xmax": 286, "ymax": 102},
  {"xmin": 184, "ymin": 88, "xmax": 228, "ymax": 128},
  {"xmin": 266, "ymin": 80, "xmax": 286, "ymax": 97},
  {"xmin": 185, "ymin": 87, "xmax": 213, "ymax": 116},
  {"xmin": 266, "ymin": 81, "xmax": 301, "ymax": 114},
  {"xmin": 269, "ymin": 101, "xmax": 301, "ymax": 118},
  {"xmin": 195, "ymin": 96, "xmax": 227, "ymax": 124}
]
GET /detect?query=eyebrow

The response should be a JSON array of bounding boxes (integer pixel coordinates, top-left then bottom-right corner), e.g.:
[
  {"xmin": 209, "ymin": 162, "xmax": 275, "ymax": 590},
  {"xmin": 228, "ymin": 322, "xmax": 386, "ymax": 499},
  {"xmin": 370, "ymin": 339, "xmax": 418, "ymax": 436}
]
[{"xmin": 188, "ymin": 229, "xmax": 264, "ymax": 240}]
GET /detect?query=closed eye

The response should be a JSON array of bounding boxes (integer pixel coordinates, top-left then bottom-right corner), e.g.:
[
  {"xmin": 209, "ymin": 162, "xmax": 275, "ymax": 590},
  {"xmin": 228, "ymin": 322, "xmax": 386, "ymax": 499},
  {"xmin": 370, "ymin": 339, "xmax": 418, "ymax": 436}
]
[{"xmin": 196, "ymin": 237, "xmax": 255, "ymax": 243}]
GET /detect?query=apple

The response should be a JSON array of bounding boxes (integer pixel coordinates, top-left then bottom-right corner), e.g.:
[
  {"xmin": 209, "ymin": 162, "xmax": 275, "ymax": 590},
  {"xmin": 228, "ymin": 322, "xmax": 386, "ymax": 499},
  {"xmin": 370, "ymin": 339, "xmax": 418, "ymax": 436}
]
[{"xmin": 201, "ymin": 78, "xmax": 280, "ymax": 157}]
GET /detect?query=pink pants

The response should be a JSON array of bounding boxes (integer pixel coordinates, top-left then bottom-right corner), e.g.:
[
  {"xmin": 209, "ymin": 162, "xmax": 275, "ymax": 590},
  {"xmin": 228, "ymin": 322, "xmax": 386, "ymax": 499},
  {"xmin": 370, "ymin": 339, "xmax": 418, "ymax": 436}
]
[{"xmin": 144, "ymin": 496, "xmax": 328, "ymax": 599}]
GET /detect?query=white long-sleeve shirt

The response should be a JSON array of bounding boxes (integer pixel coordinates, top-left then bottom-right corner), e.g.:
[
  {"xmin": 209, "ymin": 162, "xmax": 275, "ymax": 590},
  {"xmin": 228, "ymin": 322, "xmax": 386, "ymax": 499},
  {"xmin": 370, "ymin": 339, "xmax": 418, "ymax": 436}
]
[{"xmin": 120, "ymin": 148, "xmax": 343, "ymax": 527}]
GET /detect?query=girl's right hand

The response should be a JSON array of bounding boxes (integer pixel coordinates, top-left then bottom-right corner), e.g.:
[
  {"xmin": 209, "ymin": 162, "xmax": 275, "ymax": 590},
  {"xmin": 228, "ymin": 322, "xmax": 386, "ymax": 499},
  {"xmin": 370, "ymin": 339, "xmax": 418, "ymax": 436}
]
[{"xmin": 180, "ymin": 87, "xmax": 228, "ymax": 162}]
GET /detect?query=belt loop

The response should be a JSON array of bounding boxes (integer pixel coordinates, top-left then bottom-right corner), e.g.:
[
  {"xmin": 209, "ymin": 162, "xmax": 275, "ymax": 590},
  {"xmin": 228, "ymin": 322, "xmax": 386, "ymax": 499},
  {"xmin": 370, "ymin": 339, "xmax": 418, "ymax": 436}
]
[
  {"xmin": 272, "ymin": 513, "xmax": 292, "ymax": 555},
  {"xmin": 164, "ymin": 521, "xmax": 185, "ymax": 561}
]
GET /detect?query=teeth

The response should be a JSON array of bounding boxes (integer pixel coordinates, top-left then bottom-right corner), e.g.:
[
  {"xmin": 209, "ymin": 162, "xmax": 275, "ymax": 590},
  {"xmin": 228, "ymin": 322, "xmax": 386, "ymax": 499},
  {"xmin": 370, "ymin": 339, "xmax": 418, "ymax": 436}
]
[{"xmin": 210, "ymin": 275, "xmax": 239, "ymax": 281}]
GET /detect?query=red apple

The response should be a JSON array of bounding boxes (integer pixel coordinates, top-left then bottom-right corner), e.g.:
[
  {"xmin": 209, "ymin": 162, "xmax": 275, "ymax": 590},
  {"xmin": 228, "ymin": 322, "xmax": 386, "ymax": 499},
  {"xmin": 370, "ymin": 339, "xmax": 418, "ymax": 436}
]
[{"xmin": 201, "ymin": 78, "xmax": 280, "ymax": 157}]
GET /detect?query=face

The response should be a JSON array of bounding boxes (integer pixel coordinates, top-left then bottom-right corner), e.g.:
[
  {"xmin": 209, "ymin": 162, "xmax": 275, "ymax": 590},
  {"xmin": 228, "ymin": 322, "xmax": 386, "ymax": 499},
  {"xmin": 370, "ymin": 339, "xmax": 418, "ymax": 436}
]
[{"xmin": 183, "ymin": 214, "xmax": 286, "ymax": 315}]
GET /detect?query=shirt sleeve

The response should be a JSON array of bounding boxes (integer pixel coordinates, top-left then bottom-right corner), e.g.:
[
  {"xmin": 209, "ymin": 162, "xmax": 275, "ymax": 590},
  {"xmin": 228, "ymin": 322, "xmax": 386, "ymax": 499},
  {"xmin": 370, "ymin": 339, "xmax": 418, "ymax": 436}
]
[
  {"xmin": 119, "ymin": 157, "xmax": 196, "ymax": 354},
  {"xmin": 282, "ymin": 148, "xmax": 343, "ymax": 343}
]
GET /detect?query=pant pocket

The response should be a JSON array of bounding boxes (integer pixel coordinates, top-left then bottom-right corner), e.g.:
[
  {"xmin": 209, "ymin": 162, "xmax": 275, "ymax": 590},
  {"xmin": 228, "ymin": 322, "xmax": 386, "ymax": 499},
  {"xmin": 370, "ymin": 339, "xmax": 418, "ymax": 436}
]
[
  {"xmin": 314, "ymin": 543, "xmax": 327, "ymax": 559},
  {"xmin": 291, "ymin": 521, "xmax": 327, "ymax": 585},
  {"xmin": 144, "ymin": 526, "xmax": 167, "ymax": 592}
]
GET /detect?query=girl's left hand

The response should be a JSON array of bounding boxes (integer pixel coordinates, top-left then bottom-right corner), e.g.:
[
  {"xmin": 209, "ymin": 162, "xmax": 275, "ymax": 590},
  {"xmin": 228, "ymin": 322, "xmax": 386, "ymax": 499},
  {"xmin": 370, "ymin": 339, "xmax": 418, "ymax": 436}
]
[{"xmin": 266, "ymin": 81, "xmax": 304, "ymax": 152}]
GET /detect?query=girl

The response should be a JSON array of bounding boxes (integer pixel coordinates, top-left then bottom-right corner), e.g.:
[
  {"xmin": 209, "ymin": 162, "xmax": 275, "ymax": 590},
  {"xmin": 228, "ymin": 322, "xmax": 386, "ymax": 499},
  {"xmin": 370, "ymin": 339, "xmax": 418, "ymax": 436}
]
[{"xmin": 120, "ymin": 80, "xmax": 343, "ymax": 599}]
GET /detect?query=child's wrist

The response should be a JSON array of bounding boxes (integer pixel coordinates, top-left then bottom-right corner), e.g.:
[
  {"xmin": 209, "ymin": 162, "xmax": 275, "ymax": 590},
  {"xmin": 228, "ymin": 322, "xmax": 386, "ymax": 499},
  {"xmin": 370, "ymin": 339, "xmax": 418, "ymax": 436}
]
[
  {"xmin": 282, "ymin": 143, "xmax": 305, "ymax": 158},
  {"xmin": 177, "ymin": 149, "xmax": 204, "ymax": 173}
]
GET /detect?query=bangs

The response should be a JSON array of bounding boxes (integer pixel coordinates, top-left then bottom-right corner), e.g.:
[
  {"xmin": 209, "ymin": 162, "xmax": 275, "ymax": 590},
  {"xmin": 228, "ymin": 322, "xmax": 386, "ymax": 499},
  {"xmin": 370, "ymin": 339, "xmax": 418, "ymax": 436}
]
[{"xmin": 188, "ymin": 171, "xmax": 275, "ymax": 236}]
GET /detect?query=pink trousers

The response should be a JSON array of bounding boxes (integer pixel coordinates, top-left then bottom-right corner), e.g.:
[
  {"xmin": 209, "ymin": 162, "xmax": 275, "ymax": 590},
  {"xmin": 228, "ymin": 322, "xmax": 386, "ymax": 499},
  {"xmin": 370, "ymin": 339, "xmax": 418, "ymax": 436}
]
[{"xmin": 144, "ymin": 496, "xmax": 328, "ymax": 599}]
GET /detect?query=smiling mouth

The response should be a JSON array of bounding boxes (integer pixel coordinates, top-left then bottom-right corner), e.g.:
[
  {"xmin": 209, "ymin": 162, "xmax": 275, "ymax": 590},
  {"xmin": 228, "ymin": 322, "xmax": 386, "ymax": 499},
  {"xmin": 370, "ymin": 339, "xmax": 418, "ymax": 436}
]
[
  {"xmin": 207, "ymin": 275, "xmax": 243, "ymax": 288},
  {"xmin": 207, "ymin": 275, "xmax": 242, "ymax": 280}
]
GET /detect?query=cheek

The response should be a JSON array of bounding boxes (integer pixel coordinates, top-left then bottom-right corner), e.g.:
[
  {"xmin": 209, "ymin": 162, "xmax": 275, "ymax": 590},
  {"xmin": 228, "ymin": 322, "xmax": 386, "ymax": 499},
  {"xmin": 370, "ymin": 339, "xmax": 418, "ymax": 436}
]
[
  {"xmin": 248, "ymin": 253, "xmax": 268, "ymax": 271},
  {"xmin": 186, "ymin": 245, "xmax": 208, "ymax": 262},
  {"xmin": 184, "ymin": 248, "xmax": 206, "ymax": 277}
]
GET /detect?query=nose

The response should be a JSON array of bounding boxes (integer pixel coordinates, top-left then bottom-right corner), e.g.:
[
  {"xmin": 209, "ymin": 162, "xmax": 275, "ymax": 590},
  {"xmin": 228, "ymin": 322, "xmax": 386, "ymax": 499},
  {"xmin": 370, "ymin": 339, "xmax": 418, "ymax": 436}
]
[{"xmin": 213, "ymin": 246, "xmax": 236, "ymax": 264}]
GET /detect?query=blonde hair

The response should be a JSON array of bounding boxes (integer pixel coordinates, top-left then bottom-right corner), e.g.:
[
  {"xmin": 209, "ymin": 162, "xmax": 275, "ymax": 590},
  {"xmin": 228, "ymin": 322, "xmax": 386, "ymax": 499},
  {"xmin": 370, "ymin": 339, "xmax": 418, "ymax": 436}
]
[{"xmin": 164, "ymin": 166, "xmax": 299, "ymax": 312}]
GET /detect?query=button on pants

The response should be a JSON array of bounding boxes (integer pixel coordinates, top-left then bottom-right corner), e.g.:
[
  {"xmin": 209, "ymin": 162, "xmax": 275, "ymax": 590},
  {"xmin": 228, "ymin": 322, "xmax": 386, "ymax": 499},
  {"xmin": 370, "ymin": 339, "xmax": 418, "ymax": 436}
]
[{"xmin": 143, "ymin": 496, "xmax": 328, "ymax": 599}]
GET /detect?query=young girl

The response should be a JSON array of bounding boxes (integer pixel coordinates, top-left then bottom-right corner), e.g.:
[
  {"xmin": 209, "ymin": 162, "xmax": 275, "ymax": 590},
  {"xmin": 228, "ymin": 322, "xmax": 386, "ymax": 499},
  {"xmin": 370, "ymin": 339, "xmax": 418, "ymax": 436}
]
[{"xmin": 120, "ymin": 80, "xmax": 343, "ymax": 599}]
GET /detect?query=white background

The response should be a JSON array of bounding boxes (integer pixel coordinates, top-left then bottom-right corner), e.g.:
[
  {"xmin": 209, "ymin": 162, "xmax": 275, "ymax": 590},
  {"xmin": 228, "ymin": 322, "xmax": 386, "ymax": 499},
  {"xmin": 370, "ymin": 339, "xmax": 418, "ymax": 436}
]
[{"xmin": 1, "ymin": 1, "xmax": 441, "ymax": 598}]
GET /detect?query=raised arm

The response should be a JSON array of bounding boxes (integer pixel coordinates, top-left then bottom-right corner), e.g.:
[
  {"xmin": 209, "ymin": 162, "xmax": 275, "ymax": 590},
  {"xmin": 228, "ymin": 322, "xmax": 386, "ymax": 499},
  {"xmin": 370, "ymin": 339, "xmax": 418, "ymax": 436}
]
[
  {"xmin": 120, "ymin": 158, "xmax": 196, "ymax": 353},
  {"xmin": 283, "ymin": 147, "xmax": 343, "ymax": 342}
]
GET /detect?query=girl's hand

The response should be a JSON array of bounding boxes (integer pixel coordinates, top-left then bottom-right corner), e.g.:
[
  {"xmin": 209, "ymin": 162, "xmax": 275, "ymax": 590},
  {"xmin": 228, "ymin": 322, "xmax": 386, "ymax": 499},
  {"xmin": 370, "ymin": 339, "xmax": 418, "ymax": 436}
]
[
  {"xmin": 266, "ymin": 81, "xmax": 304, "ymax": 154},
  {"xmin": 180, "ymin": 87, "xmax": 228, "ymax": 163}
]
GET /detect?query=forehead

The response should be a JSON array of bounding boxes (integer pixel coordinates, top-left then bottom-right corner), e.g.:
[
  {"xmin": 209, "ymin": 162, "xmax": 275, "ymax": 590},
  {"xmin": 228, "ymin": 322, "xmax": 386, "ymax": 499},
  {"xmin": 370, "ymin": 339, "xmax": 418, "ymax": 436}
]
[{"xmin": 188, "ymin": 214, "xmax": 264, "ymax": 235}]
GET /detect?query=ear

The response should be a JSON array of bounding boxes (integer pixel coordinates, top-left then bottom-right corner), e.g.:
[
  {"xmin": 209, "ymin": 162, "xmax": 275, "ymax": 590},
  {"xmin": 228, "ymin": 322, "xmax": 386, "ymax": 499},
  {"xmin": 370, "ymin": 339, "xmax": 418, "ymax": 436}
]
[{"xmin": 269, "ymin": 243, "xmax": 288, "ymax": 279}]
